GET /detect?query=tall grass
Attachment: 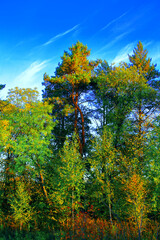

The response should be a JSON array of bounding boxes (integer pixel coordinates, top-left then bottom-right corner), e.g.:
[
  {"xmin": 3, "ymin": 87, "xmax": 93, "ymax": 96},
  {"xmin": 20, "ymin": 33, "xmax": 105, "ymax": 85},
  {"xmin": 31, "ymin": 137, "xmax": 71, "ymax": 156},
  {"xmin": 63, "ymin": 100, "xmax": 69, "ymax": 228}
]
[{"xmin": 0, "ymin": 213, "xmax": 159, "ymax": 240}]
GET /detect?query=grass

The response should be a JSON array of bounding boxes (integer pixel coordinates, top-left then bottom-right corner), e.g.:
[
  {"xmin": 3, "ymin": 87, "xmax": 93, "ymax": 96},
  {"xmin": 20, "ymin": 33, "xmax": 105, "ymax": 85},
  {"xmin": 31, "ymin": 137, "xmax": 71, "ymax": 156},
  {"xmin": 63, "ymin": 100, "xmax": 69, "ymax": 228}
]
[{"xmin": 0, "ymin": 215, "xmax": 159, "ymax": 240}]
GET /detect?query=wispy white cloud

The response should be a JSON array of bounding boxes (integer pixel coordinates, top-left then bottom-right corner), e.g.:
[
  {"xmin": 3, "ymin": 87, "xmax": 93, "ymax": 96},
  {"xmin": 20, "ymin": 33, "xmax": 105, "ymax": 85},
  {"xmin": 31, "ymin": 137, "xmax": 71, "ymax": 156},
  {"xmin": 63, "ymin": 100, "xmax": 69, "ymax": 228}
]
[
  {"xmin": 148, "ymin": 42, "xmax": 160, "ymax": 65},
  {"xmin": 143, "ymin": 41, "xmax": 153, "ymax": 49},
  {"xmin": 112, "ymin": 41, "xmax": 157, "ymax": 66},
  {"xmin": 151, "ymin": 50, "xmax": 160, "ymax": 68},
  {"xmin": 101, "ymin": 11, "xmax": 128, "ymax": 31},
  {"xmin": 42, "ymin": 24, "xmax": 79, "ymax": 46},
  {"xmin": 0, "ymin": 60, "xmax": 50, "ymax": 99},
  {"xmin": 152, "ymin": 53, "xmax": 160, "ymax": 62},
  {"xmin": 95, "ymin": 31, "xmax": 131, "ymax": 55},
  {"xmin": 12, "ymin": 60, "xmax": 49, "ymax": 87},
  {"xmin": 112, "ymin": 43, "xmax": 135, "ymax": 64}
]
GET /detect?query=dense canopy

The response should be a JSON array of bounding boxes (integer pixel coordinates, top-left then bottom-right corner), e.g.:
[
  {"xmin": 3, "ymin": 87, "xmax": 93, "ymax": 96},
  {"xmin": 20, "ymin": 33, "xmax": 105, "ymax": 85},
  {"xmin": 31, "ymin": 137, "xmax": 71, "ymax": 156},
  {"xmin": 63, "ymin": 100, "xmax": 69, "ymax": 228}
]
[{"xmin": 0, "ymin": 41, "xmax": 160, "ymax": 239}]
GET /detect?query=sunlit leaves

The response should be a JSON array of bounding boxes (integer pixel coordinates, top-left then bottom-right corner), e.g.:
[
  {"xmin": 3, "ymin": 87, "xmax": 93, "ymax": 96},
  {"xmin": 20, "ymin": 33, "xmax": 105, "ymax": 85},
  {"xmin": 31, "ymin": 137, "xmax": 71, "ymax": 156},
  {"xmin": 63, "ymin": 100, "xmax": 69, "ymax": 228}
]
[
  {"xmin": 10, "ymin": 180, "xmax": 32, "ymax": 229},
  {"xmin": 96, "ymin": 64, "xmax": 148, "ymax": 96},
  {"xmin": 144, "ymin": 116, "xmax": 160, "ymax": 213},
  {"xmin": 0, "ymin": 41, "xmax": 160, "ymax": 237},
  {"xmin": 43, "ymin": 41, "xmax": 100, "ymax": 154},
  {"xmin": 88, "ymin": 126, "xmax": 118, "ymax": 220},
  {"xmin": 57, "ymin": 133, "xmax": 85, "ymax": 210},
  {"xmin": 0, "ymin": 87, "xmax": 55, "ymax": 175},
  {"xmin": 123, "ymin": 172, "xmax": 148, "ymax": 232},
  {"xmin": 7, "ymin": 87, "xmax": 39, "ymax": 108},
  {"xmin": 129, "ymin": 41, "xmax": 159, "ymax": 81}
]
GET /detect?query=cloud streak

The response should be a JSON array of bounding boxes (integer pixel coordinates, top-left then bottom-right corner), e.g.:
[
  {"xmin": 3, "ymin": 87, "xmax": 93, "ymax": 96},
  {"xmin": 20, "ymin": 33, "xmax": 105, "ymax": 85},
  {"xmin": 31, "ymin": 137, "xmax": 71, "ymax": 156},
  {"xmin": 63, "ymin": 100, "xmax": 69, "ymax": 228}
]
[
  {"xmin": 95, "ymin": 31, "xmax": 131, "ymax": 55},
  {"xmin": 151, "ymin": 46, "xmax": 160, "ymax": 67},
  {"xmin": 112, "ymin": 41, "xmax": 154, "ymax": 65},
  {"xmin": 0, "ymin": 60, "xmax": 50, "ymax": 99},
  {"xmin": 101, "ymin": 11, "xmax": 128, "ymax": 31},
  {"xmin": 42, "ymin": 24, "xmax": 79, "ymax": 46},
  {"xmin": 112, "ymin": 43, "xmax": 135, "ymax": 64},
  {"xmin": 13, "ymin": 60, "xmax": 49, "ymax": 87}
]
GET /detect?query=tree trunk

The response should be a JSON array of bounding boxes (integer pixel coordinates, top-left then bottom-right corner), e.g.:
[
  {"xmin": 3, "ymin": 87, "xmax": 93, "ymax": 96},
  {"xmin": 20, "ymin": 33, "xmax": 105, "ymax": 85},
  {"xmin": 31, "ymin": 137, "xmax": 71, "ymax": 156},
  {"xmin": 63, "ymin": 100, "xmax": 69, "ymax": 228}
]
[
  {"xmin": 72, "ymin": 89, "xmax": 85, "ymax": 155},
  {"xmin": 109, "ymin": 202, "xmax": 113, "ymax": 226},
  {"xmin": 36, "ymin": 162, "xmax": 52, "ymax": 206}
]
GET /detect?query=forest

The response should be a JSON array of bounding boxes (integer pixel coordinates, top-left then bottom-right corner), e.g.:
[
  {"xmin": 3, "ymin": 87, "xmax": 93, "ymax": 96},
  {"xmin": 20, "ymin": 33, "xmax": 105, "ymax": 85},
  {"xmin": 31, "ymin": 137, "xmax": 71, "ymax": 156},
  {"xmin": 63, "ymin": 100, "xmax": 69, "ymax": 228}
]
[{"xmin": 0, "ymin": 41, "xmax": 160, "ymax": 240}]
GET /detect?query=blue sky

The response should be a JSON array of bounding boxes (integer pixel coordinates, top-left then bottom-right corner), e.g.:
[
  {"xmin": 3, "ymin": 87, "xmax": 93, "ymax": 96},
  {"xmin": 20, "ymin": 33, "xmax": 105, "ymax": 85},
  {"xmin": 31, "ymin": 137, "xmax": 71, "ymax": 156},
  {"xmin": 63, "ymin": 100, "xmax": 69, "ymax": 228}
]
[{"xmin": 0, "ymin": 0, "xmax": 160, "ymax": 99}]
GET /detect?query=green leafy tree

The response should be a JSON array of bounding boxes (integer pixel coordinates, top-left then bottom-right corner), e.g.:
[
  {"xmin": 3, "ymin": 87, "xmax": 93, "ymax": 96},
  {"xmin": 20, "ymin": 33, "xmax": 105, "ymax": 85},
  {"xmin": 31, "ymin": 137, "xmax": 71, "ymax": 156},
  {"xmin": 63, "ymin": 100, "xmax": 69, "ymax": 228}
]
[
  {"xmin": 144, "ymin": 116, "xmax": 160, "ymax": 220},
  {"xmin": 93, "ymin": 43, "xmax": 159, "ymax": 155},
  {"xmin": 123, "ymin": 172, "xmax": 148, "ymax": 238},
  {"xmin": 7, "ymin": 87, "xmax": 39, "ymax": 107},
  {"xmin": 0, "ymin": 87, "xmax": 56, "ymax": 225},
  {"xmin": 53, "ymin": 133, "xmax": 85, "ymax": 230},
  {"xmin": 10, "ymin": 180, "xmax": 32, "ymax": 230},
  {"xmin": 91, "ymin": 61, "xmax": 112, "ymax": 129},
  {"xmin": 128, "ymin": 41, "xmax": 160, "ymax": 138},
  {"xmin": 88, "ymin": 126, "xmax": 118, "ymax": 224},
  {"xmin": 94, "ymin": 62, "xmax": 148, "ymax": 148}
]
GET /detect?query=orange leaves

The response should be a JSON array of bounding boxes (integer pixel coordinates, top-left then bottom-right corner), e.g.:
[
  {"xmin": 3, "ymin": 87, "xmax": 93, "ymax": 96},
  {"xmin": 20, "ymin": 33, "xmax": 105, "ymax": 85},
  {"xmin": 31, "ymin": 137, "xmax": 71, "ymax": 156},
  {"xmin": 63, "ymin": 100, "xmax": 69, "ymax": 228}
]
[
  {"xmin": 61, "ymin": 212, "xmax": 158, "ymax": 240},
  {"xmin": 126, "ymin": 173, "xmax": 146, "ymax": 201},
  {"xmin": 51, "ymin": 41, "xmax": 98, "ymax": 86},
  {"xmin": 128, "ymin": 41, "xmax": 159, "ymax": 82},
  {"xmin": 60, "ymin": 214, "xmax": 159, "ymax": 239},
  {"xmin": 122, "ymin": 172, "xmax": 148, "ymax": 231},
  {"xmin": 1, "ymin": 119, "xmax": 9, "ymax": 129}
]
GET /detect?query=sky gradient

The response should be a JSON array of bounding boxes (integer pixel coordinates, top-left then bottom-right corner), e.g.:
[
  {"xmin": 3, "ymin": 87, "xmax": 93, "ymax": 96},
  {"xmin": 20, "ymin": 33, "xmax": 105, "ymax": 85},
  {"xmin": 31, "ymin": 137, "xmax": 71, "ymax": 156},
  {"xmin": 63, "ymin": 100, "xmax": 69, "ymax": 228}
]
[{"xmin": 0, "ymin": 0, "xmax": 160, "ymax": 99}]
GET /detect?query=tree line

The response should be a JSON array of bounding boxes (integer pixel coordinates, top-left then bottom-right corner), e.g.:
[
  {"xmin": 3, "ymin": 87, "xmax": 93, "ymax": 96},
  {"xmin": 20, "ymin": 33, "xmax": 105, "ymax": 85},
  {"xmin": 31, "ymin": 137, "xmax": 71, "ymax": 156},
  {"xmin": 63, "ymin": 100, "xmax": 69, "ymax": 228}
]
[{"xmin": 0, "ymin": 41, "xmax": 159, "ymax": 239}]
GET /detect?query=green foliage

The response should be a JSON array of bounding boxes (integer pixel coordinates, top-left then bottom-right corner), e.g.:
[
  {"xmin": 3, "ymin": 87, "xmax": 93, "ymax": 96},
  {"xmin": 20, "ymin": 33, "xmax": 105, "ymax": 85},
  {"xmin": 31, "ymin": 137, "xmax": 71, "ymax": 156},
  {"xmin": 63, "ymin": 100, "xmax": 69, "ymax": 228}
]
[
  {"xmin": 10, "ymin": 181, "xmax": 32, "ymax": 230},
  {"xmin": 88, "ymin": 126, "xmax": 118, "ymax": 221},
  {"xmin": 0, "ymin": 42, "xmax": 160, "ymax": 239},
  {"xmin": 0, "ymin": 87, "xmax": 55, "ymax": 176},
  {"xmin": 51, "ymin": 133, "xmax": 85, "ymax": 218},
  {"xmin": 43, "ymin": 41, "xmax": 100, "ymax": 154},
  {"xmin": 7, "ymin": 87, "xmax": 39, "ymax": 107},
  {"xmin": 128, "ymin": 41, "xmax": 160, "ymax": 81},
  {"xmin": 144, "ymin": 116, "xmax": 160, "ymax": 217}
]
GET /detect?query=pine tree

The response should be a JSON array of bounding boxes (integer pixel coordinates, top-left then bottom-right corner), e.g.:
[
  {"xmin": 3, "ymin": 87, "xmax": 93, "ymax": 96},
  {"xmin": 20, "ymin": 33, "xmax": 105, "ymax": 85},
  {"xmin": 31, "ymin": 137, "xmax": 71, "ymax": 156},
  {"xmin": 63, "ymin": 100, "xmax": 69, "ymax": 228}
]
[
  {"xmin": 43, "ymin": 41, "xmax": 99, "ymax": 155},
  {"xmin": 128, "ymin": 41, "xmax": 159, "ymax": 81}
]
